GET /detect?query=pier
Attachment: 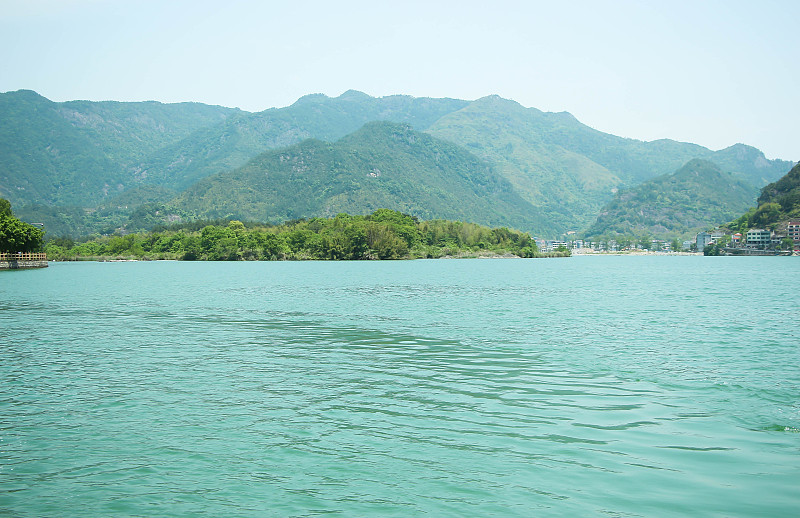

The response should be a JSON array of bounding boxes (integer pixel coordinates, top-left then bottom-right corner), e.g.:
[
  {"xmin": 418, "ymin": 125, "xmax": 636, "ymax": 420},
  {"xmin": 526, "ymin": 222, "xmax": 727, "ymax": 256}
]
[{"xmin": 0, "ymin": 252, "xmax": 48, "ymax": 270}]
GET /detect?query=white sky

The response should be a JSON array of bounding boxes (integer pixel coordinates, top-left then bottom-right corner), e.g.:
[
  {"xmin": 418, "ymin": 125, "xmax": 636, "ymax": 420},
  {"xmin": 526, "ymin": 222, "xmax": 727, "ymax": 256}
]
[{"xmin": 1, "ymin": 0, "xmax": 797, "ymax": 160}]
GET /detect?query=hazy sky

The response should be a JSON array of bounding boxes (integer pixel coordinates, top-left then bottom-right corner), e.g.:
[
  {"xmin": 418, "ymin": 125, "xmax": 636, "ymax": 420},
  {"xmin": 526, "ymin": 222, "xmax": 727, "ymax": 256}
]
[{"xmin": 1, "ymin": 0, "xmax": 797, "ymax": 160}]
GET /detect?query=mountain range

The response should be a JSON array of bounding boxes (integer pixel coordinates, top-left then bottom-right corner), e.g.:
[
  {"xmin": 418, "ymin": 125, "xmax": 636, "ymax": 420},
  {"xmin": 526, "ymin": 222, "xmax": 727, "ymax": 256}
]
[{"xmin": 1, "ymin": 89, "xmax": 793, "ymax": 238}]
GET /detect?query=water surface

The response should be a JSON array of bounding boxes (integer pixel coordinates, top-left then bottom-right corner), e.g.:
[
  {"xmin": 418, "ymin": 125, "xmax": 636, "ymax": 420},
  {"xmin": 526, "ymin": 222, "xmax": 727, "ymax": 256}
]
[{"xmin": 1, "ymin": 256, "xmax": 798, "ymax": 516}]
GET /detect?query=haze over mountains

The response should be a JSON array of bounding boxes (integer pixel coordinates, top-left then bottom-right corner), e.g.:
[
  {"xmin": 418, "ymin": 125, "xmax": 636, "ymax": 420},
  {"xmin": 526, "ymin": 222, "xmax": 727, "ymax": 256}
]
[{"xmin": 1, "ymin": 89, "xmax": 793, "ymax": 238}]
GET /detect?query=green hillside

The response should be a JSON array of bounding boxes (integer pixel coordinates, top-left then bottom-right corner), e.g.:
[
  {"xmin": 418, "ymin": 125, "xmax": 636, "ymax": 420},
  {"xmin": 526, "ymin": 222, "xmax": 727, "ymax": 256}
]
[
  {"xmin": 173, "ymin": 121, "xmax": 546, "ymax": 233},
  {"xmin": 728, "ymin": 162, "xmax": 800, "ymax": 232},
  {"xmin": 0, "ymin": 89, "xmax": 236, "ymax": 206},
  {"xmin": 427, "ymin": 96, "xmax": 792, "ymax": 234},
  {"xmin": 525, "ymin": 111, "xmax": 787, "ymax": 188},
  {"xmin": 583, "ymin": 159, "xmax": 758, "ymax": 240},
  {"xmin": 427, "ymin": 96, "xmax": 622, "ymax": 233},
  {"xmin": 756, "ymin": 161, "xmax": 800, "ymax": 210},
  {"xmin": 134, "ymin": 91, "xmax": 470, "ymax": 191}
]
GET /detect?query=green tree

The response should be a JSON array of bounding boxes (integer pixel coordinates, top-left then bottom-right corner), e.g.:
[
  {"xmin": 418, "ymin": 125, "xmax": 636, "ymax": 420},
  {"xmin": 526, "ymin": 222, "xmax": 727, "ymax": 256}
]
[
  {"xmin": 0, "ymin": 210, "xmax": 45, "ymax": 253},
  {"xmin": 752, "ymin": 202, "xmax": 781, "ymax": 229},
  {"xmin": 0, "ymin": 198, "xmax": 12, "ymax": 217},
  {"xmin": 703, "ymin": 243, "xmax": 722, "ymax": 256}
]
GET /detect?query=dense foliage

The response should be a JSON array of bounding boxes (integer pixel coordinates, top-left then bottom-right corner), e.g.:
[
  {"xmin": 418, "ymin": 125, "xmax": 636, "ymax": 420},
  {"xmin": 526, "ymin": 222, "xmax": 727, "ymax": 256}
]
[
  {"xmin": 44, "ymin": 210, "xmax": 554, "ymax": 261},
  {"xmin": 582, "ymin": 159, "xmax": 758, "ymax": 241},
  {"xmin": 0, "ymin": 198, "xmax": 44, "ymax": 253},
  {"xmin": 728, "ymin": 162, "xmax": 800, "ymax": 232}
]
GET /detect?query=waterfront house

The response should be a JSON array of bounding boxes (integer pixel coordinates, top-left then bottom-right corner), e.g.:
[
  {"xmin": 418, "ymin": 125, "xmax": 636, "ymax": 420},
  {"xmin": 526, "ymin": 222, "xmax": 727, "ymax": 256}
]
[
  {"xmin": 745, "ymin": 228, "xmax": 771, "ymax": 248},
  {"xmin": 696, "ymin": 231, "xmax": 713, "ymax": 250},
  {"xmin": 788, "ymin": 221, "xmax": 800, "ymax": 245}
]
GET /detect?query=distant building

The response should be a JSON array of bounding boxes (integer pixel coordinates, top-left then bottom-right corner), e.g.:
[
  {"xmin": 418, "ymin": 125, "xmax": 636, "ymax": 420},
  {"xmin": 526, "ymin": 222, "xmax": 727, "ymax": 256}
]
[
  {"xmin": 696, "ymin": 231, "xmax": 713, "ymax": 250},
  {"xmin": 746, "ymin": 229, "xmax": 771, "ymax": 248},
  {"xmin": 788, "ymin": 221, "xmax": 800, "ymax": 244},
  {"xmin": 731, "ymin": 233, "xmax": 742, "ymax": 246}
]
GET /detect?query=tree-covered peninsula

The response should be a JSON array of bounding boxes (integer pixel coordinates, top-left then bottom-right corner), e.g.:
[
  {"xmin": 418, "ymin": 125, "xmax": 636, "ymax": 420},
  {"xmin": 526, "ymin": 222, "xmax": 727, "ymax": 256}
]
[{"xmin": 45, "ymin": 209, "xmax": 567, "ymax": 261}]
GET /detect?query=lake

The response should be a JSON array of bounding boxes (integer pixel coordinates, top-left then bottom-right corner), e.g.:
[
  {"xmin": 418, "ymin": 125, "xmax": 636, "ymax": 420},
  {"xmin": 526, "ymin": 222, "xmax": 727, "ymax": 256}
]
[{"xmin": 1, "ymin": 256, "xmax": 798, "ymax": 516}]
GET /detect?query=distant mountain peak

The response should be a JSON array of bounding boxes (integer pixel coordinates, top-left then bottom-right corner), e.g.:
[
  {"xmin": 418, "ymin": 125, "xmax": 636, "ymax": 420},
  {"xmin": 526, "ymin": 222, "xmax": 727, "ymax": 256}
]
[
  {"xmin": 291, "ymin": 93, "xmax": 330, "ymax": 106},
  {"xmin": 290, "ymin": 90, "xmax": 372, "ymax": 106},
  {"xmin": 2, "ymin": 89, "xmax": 51, "ymax": 103},
  {"xmin": 337, "ymin": 89, "xmax": 371, "ymax": 101},
  {"xmin": 717, "ymin": 142, "xmax": 764, "ymax": 158},
  {"xmin": 472, "ymin": 94, "xmax": 522, "ymax": 108},
  {"xmin": 681, "ymin": 158, "xmax": 721, "ymax": 171}
]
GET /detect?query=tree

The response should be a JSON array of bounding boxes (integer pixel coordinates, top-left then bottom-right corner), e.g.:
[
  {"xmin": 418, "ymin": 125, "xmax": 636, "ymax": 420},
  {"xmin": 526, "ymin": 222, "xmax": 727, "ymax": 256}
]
[
  {"xmin": 753, "ymin": 202, "xmax": 781, "ymax": 228},
  {"xmin": 0, "ymin": 201, "xmax": 45, "ymax": 253}
]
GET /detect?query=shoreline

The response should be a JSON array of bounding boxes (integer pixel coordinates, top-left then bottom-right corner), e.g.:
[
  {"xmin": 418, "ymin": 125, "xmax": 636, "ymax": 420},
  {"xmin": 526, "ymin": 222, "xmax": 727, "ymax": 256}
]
[{"xmin": 572, "ymin": 250, "xmax": 701, "ymax": 256}]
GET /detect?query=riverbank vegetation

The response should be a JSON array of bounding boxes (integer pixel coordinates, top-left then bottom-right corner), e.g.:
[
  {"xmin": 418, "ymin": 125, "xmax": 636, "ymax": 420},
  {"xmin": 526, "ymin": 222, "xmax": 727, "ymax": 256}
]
[
  {"xmin": 0, "ymin": 198, "xmax": 44, "ymax": 253},
  {"xmin": 44, "ymin": 209, "xmax": 568, "ymax": 261}
]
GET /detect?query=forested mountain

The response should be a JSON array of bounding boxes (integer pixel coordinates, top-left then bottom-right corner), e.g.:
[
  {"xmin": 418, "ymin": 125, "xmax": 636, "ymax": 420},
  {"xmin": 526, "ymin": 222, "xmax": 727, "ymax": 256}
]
[
  {"xmin": 173, "ymin": 122, "xmax": 546, "ymax": 233},
  {"xmin": 427, "ymin": 95, "xmax": 623, "ymax": 233},
  {"xmin": 728, "ymin": 162, "xmax": 800, "ymax": 232},
  {"xmin": 132, "ymin": 90, "xmax": 470, "ymax": 192},
  {"xmin": 1, "ymin": 89, "xmax": 794, "ymax": 238},
  {"xmin": 427, "ymin": 96, "xmax": 791, "ymax": 233},
  {"xmin": 757, "ymin": 161, "xmax": 800, "ymax": 209},
  {"xmin": 583, "ymin": 159, "xmax": 759, "ymax": 240},
  {"xmin": 0, "ymin": 89, "xmax": 237, "ymax": 206}
]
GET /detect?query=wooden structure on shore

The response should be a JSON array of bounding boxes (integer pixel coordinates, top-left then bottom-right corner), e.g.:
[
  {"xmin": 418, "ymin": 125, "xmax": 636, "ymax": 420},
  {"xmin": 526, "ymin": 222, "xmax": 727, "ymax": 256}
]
[{"xmin": 0, "ymin": 252, "xmax": 48, "ymax": 269}]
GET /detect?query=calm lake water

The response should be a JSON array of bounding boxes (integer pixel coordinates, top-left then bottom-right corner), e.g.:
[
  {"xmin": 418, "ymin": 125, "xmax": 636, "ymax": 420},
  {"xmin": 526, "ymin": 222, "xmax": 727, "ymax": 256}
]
[{"xmin": 1, "ymin": 256, "xmax": 799, "ymax": 516}]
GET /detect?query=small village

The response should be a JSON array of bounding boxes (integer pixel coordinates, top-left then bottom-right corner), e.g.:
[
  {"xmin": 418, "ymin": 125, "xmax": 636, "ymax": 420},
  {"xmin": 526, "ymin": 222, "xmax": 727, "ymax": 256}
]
[{"xmin": 536, "ymin": 220, "xmax": 800, "ymax": 255}]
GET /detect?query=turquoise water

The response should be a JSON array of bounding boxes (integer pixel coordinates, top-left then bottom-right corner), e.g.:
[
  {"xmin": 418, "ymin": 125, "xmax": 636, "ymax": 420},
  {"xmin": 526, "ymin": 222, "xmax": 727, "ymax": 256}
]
[{"xmin": 1, "ymin": 256, "xmax": 798, "ymax": 516}]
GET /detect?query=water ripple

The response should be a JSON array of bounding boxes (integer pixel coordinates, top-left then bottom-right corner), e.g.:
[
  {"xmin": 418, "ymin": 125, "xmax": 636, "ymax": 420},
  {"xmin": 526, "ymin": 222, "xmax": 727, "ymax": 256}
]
[{"xmin": 2, "ymin": 258, "xmax": 799, "ymax": 516}]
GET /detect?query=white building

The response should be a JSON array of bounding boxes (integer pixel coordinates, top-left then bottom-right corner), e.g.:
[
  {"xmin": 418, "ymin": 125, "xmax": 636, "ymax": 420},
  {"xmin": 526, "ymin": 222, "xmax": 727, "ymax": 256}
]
[
  {"xmin": 696, "ymin": 231, "xmax": 713, "ymax": 250},
  {"xmin": 746, "ymin": 229, "xmax": 771, "ymax": 248}
]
